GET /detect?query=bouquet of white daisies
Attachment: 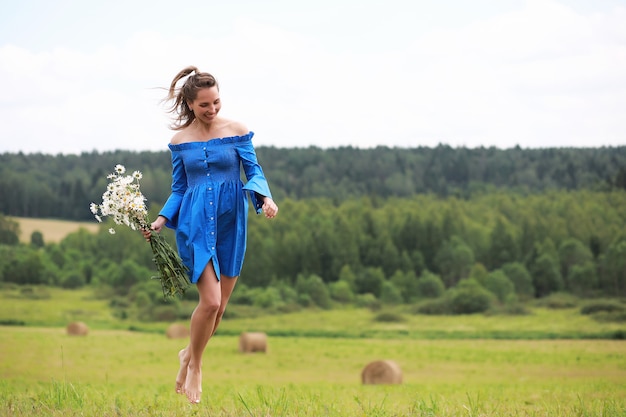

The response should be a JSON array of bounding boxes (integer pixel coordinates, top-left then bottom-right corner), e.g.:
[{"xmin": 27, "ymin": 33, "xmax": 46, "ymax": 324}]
[{"xmin": 90, "ymin": 164, "xmax": 189, "ymax": 298}]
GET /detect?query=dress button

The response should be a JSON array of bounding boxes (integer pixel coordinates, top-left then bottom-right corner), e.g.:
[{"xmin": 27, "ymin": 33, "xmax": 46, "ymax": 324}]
[
  {"xmin": 209, "ymin": 202, "xmax": 213, "ymax": 205},
  {"xmin": 211, "ymin": 247, "xmax": 215, "ymax": 250},
  {"xmin": 210, "ymin": 217, "xmax": 214, "ymax": 220}
]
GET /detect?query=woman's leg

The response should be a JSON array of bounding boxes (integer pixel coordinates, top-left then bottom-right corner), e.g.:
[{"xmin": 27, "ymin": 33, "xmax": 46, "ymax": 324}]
[
  {"xmin": 175, "ymin": 265, "xmax": 238, "ymax": 403},
  {"xmin": 211, "ymin": 275, "xmax": 238, "ymax": 337},
  {"xmin": 182, "ymin": 262, "xmax": 221, "ymax": 403}
]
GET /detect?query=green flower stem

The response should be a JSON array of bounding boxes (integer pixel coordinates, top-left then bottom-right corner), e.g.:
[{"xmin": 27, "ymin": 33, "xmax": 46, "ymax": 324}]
[{"xmin": 148, "ymin": 230, "xmax": 190, "ymax": 298}]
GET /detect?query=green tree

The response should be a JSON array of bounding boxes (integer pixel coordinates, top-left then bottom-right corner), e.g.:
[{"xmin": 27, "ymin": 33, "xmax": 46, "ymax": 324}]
[
  {"xmin": 3, "ymin": 246, "xmax": 47, "ymax": 284},
  {"xmin": 420, "ymin": 219, "xmax": 444, "ymax": 272},
  {"xmin": 502, "ymin": 262, "xmax": 534, "ymax": 300},
  {"xmin": 380, "ymin": 281, "xmax": 403, "ymax": 304},
  {"xmin": 469, "ymin": 263, "xmax": 489, "ymax": 286},
  {"xmin": 272, "ymin": 228, "xmax": 307, "ymax": 281},
  {"xmin": 483, "ymin": 270, "xmax": 515, "ymax": 303},
  {"xmin": 416, "ymin": 271, "xmax": 445, "ymax": 299},
  {"xmin": 435, "ymin": 236, "xmax": 475, "ymax": 287},
  {"xmin": 30, "ymin": 231, "xmax": 44, "ymax": 248},
  {"xmin": 568, "ymin": 262, "xmax": 598, "ymax": 297},
  {"xmin": 614, "ymin": 167, "xmax": 626, "ymax": 190},
  {"xmin": 530, "ymin": 254, "xmax": 563, "ymax": 297},
  {"xmin": 253, "ymin": 287, "xmax": 283, "ymax": 309},
  {"xmin": 44, "ymin": 243, "xmax": 67, "ymax": 269},
  {"xmin": 242, "ymin": 221, "xmax": 276, "ymax": 287},
  {"xmin": 330, "ymin": 213, "xmax": 361, "ymax": 279},
  {"xmin": 0, "ymin": 214, "xmax": 19, "ymax": 245},
  {"xmin": 272, "ymin": 280, "xmax": 298, "ymax": 305},
  {"xmin": 599, "ymin": 238, "xmax": 626, "ymax": 297},
  {"xmin": 390, "ymin": 269, "xmax": 420, "ymax": 303},
  {"xmin": 338, "ymin": 264, "xmax": 357, "ymax": 292},
  {"xmin": 61, "ymin": 271, "xmax": 86, "ymax": 289},
  {"xmin": 329, "ymin": 280, "xmax": 354, "ymax": 303},
  {"xmin": 109, "ymin": 259, "xmax": 152, "ymax": 294},
  {"xmin": 0, "ymin": 246, "xmax": 11, "ymax": 282},
  {"xmin": 295, "ymin": 274, "xmax": 331, "ymax": 309},
  {"xmin": 558, "ymin": 238, "xmax": 593, "ymax": 290},
  {"xmin": 354, "ymin": 267, "xmax": 385, "ymax": 297},
  {"xmin": 409, "ymin": 249, "xmax": 426, "ymax": 276},
  {"xmin": 488, "ymin": 217, "xmax": 519, "ymax": 269},
  {"xmin": 447, "ymin": 279, "xmax": 494, "ymax": 314}
]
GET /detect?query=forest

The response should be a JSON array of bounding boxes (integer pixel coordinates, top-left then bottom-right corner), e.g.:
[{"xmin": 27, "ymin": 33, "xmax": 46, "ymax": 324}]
[
  {"xmin": 1, "ymin": 144, "xmax": 626, "ymax": 220},
  {"xmin": 1, "ymin": 145, "xmax": 625, "ymax": 321}
]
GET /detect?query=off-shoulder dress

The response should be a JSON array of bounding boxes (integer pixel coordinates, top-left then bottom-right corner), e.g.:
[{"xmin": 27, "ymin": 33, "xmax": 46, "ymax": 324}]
[{"xmin": 159, "ymin": 132, "xmax": 272, "ymax": 283}]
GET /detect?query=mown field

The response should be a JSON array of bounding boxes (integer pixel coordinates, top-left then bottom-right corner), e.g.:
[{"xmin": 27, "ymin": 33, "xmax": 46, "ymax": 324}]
[
  {"xmin": 1, "ymin": 287, "xmax": 625, "ymax": 416},
  {"xmin": 11, "ymin": 216, "xmax": 99, "ymax": 244}
]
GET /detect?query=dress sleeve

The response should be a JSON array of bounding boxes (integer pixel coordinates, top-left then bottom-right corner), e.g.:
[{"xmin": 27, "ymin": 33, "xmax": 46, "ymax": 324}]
[
  {"xmin": 236, "ymin": 134, "xmax": 273, "ymax": 214},
  {"xmin": 159, "ymin": 150, "xmax": 187, "ymax": 229}
]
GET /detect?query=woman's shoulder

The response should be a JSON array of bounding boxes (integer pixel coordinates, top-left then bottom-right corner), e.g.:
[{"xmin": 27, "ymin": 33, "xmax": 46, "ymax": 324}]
[
  {"xmin": 222, "ymin": 119, "xmax": 249, "ymax": 137},
  {"xmin": 169, "ymin": 119, "xmax": 250, "ymax": 146},
  {"xmin": 169, "ymin": 130, "xmax": 188, "ymax": 146},
  {"xmin": 211, "ymin": 119, "xmax": 253, "ymax": 145}
]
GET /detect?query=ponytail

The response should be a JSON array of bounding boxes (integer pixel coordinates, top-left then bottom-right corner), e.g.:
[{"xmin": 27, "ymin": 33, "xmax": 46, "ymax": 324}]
[{"xmin": 164, "ymin": 66, "xmax": 218, "ymax": 130}]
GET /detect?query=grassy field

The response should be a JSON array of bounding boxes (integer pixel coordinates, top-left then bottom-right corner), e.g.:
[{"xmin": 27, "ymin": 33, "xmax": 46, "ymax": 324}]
[
  {"xmin": 11, "ymin": 216, "xmax": 99, "ymax": 244},
  {"xmin": 1, "ymin": 288, "xmax": 626, "ymax": 416},
  {"xmin": 2, "ymin": 286, "xmax": 626, "ymax": 340},
  {"xmin": 1, "ymin": 326, "xmax": 625, "ymax": 416}
]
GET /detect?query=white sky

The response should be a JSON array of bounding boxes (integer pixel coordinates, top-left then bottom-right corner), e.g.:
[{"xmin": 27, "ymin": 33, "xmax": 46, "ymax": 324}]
[{"xmin": 0, "ymin": 0, "xmax": 625, "ymax": 154}]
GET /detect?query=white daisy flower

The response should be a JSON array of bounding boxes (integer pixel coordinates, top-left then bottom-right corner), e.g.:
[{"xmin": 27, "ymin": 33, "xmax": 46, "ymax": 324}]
[{"xmin": 90, "ymin": 163, "xmax": 190, "ymax": 298}]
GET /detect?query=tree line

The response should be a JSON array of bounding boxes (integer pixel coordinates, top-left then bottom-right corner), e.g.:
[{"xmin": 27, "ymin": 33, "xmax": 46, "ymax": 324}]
[
  {"xmin": 1, "ymin": 145, "xmax": 625, "ymax": 220},
  {"xmin": 1, "ymin": 145, "xmax": 625, "ymax": 320},
  {"xmin": 1, "ymin": 189, "xmax": 625, "ymax": 319}
]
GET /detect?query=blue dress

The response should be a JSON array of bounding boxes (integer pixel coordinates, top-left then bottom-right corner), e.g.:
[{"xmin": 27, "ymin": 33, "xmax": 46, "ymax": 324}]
[{"xmin": 159, "ymin": 131, "xmax": 272, "ymax": 283}]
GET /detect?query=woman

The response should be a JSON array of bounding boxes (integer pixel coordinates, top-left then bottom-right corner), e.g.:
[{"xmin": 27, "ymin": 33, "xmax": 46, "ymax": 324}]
[{"xmin": 142, "ymin": 66, "xmax": 278, "ymax": 404}]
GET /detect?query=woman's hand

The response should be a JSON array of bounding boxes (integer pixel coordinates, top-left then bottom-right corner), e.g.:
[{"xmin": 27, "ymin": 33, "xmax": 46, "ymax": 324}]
[
  {"xmin": 261, "ymin": 197, "xmax": 278, "ymax": 219},
  {"xmin": 142, "ymin": 216, "xmax": 167, "ymax": 241}
]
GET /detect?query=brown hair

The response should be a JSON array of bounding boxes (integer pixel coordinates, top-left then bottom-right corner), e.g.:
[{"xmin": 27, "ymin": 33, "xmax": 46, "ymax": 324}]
[{"xmin": 165, "ymin": 66, "xmax": 219, "ymax": 130}]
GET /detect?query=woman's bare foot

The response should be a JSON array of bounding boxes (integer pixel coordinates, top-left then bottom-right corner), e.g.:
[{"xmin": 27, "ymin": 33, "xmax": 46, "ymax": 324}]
[
  {"xmin": 184, "ymin": 365, "xmax": 202, "ymax": 404},
  {"xmin": 175, "ymin": 349, "xmax": 189, "ymax": 394}
]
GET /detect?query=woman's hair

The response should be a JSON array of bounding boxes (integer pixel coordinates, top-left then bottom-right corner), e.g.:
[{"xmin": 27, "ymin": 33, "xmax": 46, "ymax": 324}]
[{"xmin": 165, "ymin": 66, "xmax": 219, "ymax": 130}]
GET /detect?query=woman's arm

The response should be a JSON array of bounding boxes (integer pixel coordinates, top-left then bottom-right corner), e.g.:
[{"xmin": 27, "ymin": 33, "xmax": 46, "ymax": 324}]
[{"xmin": 158, "ymin": 150, "xmax": 187, "ymax": 228}]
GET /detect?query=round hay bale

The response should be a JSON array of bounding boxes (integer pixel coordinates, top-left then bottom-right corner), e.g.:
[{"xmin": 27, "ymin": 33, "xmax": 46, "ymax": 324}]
[
  {"xmin": 361, "ymin": 360, "xmax": 402, "ymax": 384},
  {"xmin": 238, "ymin": 332, "xmax": 268, "ymax": 353},
  {"xmin": 165, "ymin": 323, "xmax": 190, "ymax": 339},
  {"xmin": 66, "ymin": 321, "xmax": 89, "ymax": 336}
]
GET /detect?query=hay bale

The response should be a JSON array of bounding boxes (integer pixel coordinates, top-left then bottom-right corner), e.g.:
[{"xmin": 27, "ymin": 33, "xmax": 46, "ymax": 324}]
[
  {"xmin": 165, "ymin": 323, "xmax": 190, "ymax": 339},
  {"xmin": 66, "ymin": 321, "xmax": 89, "ymax": 336},
  {"xmin": 238, "ymin": 332, "xmax": 268, "ymax": 353},
  {"xmin": 361, "ymin": 360, "xmax": 402, "ymax": 384}
]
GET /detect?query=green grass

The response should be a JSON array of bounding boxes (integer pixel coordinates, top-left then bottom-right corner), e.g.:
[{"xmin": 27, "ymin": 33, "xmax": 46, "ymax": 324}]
[
  {"xmin": 0, "ymin": 286, "xmax": 115, "ymax": 328},
  {"xmin": 2, "ymin": 287, "xmax": 626, "ymax": 339},
  {"xmin": 220, "ymin": 304, "xmax": 626, "ymax": 340},
  {"xmin": 1, "ymin": 287, "xmax": 626, "ymax": 416},
  {"xmin": 2, "ymin": 327, "xmax": 626, "ymax": 416}
]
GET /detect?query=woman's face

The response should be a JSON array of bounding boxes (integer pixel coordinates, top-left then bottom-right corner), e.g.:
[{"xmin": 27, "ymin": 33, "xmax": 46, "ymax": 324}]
[{"xmin": 188, "ymin": 86, "xmax": 221, "ymax": 123}]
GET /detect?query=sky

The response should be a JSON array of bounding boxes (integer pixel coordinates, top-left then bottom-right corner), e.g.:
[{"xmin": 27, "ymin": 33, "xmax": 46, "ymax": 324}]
[{"xmin": 0, "ymin": 0, "xmax": 625, "ymax": 154}]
